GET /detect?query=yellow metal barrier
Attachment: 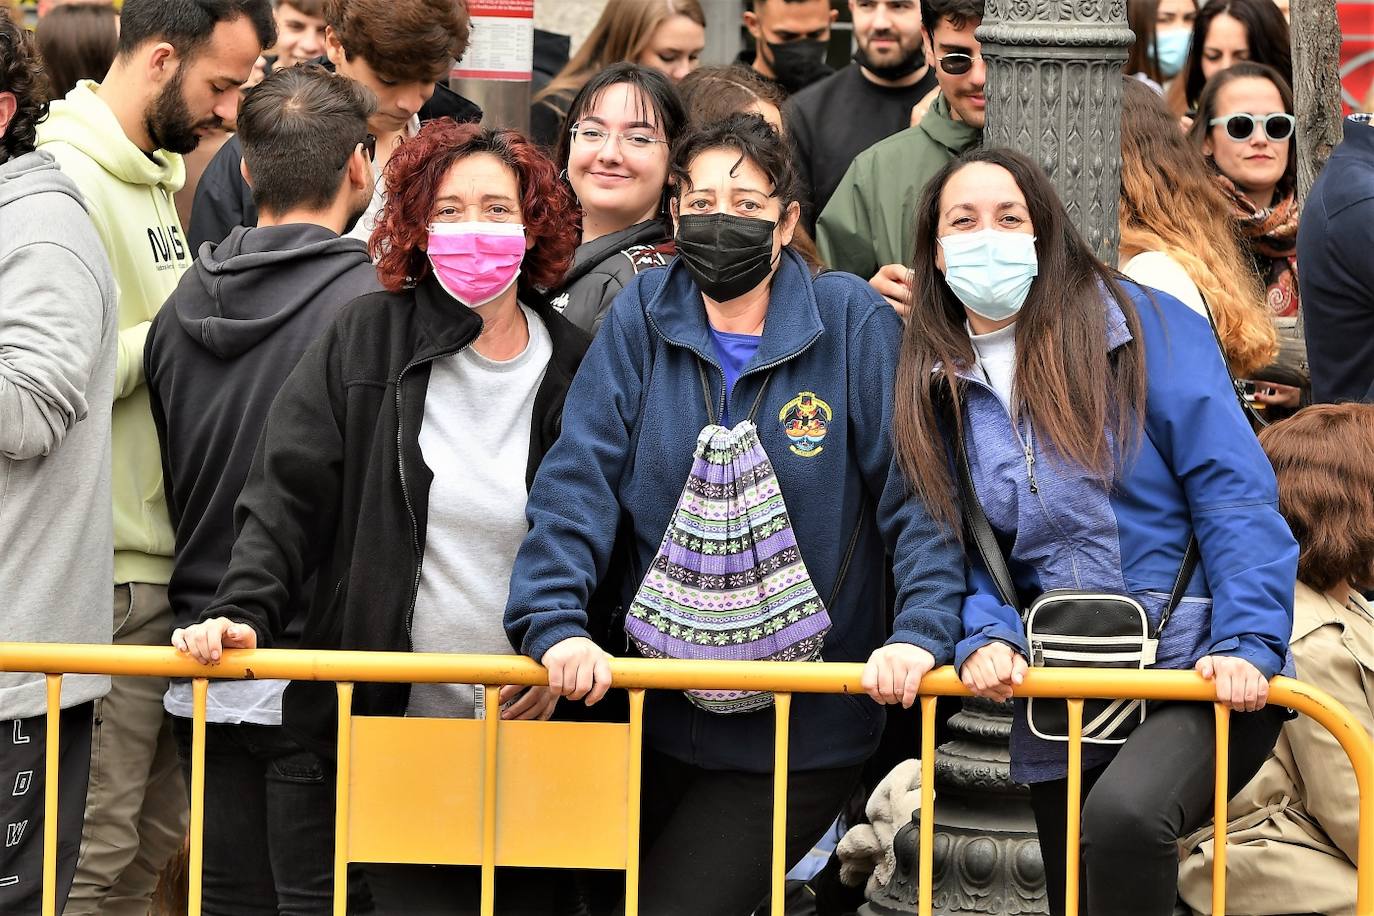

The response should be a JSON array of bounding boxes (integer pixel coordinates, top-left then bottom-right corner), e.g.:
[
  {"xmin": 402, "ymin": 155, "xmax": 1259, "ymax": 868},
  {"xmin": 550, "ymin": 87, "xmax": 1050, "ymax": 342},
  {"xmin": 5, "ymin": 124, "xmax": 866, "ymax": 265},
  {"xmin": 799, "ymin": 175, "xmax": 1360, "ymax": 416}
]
[{"xmin": 2, "ymin": 643, "xmax": 1372, "ymax": 916}]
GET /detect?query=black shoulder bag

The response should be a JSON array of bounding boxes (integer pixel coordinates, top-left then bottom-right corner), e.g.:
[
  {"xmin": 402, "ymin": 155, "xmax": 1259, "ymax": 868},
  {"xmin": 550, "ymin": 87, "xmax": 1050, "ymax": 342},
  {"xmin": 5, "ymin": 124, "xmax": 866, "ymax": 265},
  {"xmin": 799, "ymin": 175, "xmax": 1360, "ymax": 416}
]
[{"xmin": 953, "ymin": 418, "xmax": 1199, "ymax": 745}]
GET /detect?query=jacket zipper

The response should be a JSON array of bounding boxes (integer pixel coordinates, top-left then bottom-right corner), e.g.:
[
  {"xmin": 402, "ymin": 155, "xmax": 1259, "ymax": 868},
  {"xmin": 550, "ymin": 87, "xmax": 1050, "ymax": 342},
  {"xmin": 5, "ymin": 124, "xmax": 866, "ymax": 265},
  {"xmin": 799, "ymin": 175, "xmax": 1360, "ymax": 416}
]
[
  {"xmin": 396, "ymin": 335, "xmax": 479, "ymax": 643},
  {"xmin": 960, "ymin": 374, "xmax": 1082, "ymax": 582},
  {"xmin": 644, "ymin": 313, "xmax": 824, "ymax": 425}
]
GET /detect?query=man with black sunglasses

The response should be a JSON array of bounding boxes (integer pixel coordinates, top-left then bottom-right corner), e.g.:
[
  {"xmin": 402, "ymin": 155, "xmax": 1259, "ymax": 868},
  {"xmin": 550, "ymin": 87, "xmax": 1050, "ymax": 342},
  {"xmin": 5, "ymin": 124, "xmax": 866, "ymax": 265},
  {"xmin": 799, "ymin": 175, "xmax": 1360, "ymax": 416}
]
[
  {"xmin": 143, "ymin": 64, "xmax": 382, "ymax": 913},
  {"xmin": 817, "ymin": 0, "xmax": 984, "ymax": 303}
]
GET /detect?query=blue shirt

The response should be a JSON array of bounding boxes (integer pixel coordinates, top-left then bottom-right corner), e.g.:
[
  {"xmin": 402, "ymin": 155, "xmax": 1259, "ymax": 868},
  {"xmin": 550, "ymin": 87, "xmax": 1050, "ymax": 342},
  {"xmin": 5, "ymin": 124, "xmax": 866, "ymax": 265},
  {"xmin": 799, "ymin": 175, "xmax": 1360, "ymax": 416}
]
[{"xmin": 708, "ymin": 326, "xmax": 762, "ymax": 425}]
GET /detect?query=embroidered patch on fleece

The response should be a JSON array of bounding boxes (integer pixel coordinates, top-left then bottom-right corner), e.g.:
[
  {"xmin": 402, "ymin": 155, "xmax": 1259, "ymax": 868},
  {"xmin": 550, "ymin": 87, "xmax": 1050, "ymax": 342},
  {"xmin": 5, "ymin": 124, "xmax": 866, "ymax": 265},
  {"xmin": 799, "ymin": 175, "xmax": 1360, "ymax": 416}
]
[{"xmin": 779, "ymin": 391, "xmax": 832, "ymax": 457}]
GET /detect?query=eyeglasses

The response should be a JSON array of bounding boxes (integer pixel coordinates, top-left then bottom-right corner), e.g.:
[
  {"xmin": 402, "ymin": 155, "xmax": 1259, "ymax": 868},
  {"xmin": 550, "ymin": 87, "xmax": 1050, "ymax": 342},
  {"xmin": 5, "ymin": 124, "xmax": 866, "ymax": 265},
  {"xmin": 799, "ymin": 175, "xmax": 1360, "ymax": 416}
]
[
  {"xmin": 1209, "ymin": 112, "xmax": 1295, "ymax": 143},
  {"xmin": 936, "ymin": 51, "xmax": 983, "ymax": 75},
  {"xmin": 362, "ymin": 133, "xmax": 377, "ymax": 160},
  {"xmin": 569, "ymin": 123, "xmax": 668, "ymax": 155}
]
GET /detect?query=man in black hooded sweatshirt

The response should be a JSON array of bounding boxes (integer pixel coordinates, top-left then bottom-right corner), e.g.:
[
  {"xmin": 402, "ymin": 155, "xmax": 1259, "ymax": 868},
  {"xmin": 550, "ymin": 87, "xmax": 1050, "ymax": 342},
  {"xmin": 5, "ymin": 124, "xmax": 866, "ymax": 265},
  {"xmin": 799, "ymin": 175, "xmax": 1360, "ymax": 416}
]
[{"xmin": 144, "ymin": 64, "xmax": 380, "ymax": 914}]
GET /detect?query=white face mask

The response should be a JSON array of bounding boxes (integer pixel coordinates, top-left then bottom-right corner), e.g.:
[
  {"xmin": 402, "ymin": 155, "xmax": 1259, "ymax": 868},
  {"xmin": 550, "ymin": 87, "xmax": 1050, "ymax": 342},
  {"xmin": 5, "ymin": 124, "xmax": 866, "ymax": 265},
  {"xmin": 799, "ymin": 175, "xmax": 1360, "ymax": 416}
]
[{"xmin": 938, "ymin": 229, "xmax": 1040, "ymax": 321}]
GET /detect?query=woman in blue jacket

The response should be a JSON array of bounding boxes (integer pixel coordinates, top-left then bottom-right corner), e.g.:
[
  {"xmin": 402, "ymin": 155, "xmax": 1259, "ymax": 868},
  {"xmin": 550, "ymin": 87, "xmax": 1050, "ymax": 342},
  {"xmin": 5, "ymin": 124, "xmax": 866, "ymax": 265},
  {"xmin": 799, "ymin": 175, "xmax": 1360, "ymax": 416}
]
[
  {"xmin": 892, "ymin": 148, "xmax": 1295, "ymax": 916},
  {"xmin": 504, "ymin": 113, "xmax": 965, "ymax": 913}
]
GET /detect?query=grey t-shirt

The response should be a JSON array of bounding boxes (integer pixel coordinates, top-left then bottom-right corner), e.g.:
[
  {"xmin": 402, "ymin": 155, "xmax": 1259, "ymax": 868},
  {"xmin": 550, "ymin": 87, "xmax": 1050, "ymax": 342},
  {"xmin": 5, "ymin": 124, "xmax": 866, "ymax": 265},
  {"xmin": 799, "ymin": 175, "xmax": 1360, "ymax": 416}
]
[{"xmin": 405, "ymin": 304, "xmax": 552, "ymax": 718}]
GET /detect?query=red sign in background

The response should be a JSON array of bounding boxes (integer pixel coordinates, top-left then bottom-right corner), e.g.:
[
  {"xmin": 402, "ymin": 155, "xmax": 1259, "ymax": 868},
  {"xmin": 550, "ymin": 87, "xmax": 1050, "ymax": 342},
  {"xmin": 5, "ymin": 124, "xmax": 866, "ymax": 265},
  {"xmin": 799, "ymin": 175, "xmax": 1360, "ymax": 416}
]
[{"xmin": 1342, "ymin": 1, "xmax": 1374, "ymax": 113}]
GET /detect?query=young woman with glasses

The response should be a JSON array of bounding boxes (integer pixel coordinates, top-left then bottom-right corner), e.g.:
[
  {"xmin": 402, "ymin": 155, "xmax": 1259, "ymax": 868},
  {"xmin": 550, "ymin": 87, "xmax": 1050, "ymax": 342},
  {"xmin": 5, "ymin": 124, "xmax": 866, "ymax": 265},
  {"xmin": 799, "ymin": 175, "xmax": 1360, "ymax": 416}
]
[
  {"xmin": 1190, "ymin": 62, "xmax": 1304, "ymax": 415},
  {"xmin": 548, "ymin": 63, "xmax": 686, "ymax": 336}
]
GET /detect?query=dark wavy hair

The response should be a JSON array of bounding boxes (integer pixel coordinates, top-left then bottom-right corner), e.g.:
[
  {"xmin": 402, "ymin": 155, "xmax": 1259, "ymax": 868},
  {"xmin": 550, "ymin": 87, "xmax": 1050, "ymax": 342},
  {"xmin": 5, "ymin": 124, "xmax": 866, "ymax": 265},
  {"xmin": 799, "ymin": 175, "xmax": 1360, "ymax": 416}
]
[
  {"xmin": 894, "ymin": 148, "xmax": 1147, "ymax": 532},
  {"xmin": 0, "ymin": 7, "xmax": 51, "ymax": 164},
  {"xmin": 1261, "ymin": 403, "xmax": 1374, "ymax": 593},
  {"xmin": 1179, "ymin": 0, "xmax": 1291, "ymax": 111},
  {"xmin": 670, "ymin": 111, "xmax": 801, "ymax": 213},
  {"xmin": 371, "ymin": 119, "xmax": 578, "ymax": 293}
]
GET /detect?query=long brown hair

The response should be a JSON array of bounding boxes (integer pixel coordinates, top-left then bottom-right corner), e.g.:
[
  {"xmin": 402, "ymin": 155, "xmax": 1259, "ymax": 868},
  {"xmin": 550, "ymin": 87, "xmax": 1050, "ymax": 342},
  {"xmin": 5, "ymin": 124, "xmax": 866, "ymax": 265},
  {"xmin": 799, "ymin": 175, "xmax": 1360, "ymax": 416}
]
[
  {"xmin": 534, "ymin": 0, "xmax": 705, "ymax": 105},
  {"xmin": 894, "ymin": 148, "xmax": 1148, "ymax": 532},
  {"xmin": 1120, "ymin": 77, "xmax": 1276, "ymax": 376}
]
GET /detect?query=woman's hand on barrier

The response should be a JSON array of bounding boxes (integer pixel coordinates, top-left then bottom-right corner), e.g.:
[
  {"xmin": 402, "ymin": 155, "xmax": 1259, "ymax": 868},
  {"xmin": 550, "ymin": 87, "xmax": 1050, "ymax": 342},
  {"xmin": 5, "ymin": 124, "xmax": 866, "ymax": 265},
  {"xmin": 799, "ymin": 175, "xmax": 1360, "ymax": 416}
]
[
  {"xmin": 499, "ymin": 685, "xmax": 559, "ymax": 720},
  {"xmin": 171, "ymin": 618, "xmax": 257, "ymax": 665},
  {"xmin": 959, "ymin": 642, "xmax": 1027, "ymax": 702},
  {"xmin": 862, "ymin": 643, "xmax": 937, "ymax": 708},
  {"xmin": 1196, "ymin": 655, "xmax": 1269, "ymax": 712},
  {"xmin": 541, "ymin": 637, "xmax": 613, "ymax": 706}
]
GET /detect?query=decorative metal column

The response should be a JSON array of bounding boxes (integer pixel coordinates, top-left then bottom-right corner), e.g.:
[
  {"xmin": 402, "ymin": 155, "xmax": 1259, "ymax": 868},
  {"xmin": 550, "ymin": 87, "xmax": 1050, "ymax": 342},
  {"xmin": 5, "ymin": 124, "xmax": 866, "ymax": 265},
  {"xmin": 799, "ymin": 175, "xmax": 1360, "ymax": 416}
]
[
  {"xmin": 861, "ymin": 4, "xmax": 1132, "ymax": 914},
  {"xmin": 979, "ymin": 0, "xmax": 1134, "ymax": 260}
]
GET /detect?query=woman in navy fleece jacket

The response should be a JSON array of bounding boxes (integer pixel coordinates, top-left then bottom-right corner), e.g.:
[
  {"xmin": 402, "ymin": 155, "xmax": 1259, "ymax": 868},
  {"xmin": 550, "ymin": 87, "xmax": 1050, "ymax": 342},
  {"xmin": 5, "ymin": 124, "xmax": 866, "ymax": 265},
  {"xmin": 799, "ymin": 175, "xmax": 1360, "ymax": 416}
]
[{"xmin": 503, "ymin": 114, "xmax": 964, "ymax": 914}]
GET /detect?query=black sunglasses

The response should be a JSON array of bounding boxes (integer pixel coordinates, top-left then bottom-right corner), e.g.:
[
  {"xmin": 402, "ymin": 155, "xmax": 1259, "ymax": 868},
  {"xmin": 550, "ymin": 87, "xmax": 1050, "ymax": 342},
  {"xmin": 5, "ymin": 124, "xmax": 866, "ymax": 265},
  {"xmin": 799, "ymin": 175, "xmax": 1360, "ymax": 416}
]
[
  {"xmin": 361, "ymin": 133, "xmax": 378, "ymax": 160},
  {"xmin": 937, "ymin": 51, "xmax": 982, "ymax": 75},
  {"xmin": 1209, "ymin": 112, "xmax": 1295, "ymax": 143}
]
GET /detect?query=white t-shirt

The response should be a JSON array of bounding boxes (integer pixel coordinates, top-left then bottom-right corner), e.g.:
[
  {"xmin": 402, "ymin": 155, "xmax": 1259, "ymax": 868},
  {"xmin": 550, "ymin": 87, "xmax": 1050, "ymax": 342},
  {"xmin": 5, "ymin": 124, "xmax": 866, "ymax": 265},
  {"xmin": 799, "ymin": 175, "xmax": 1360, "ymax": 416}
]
[
  {"xmin": 1120, "ymin": 250, "xmax": 1207, "ymax": 317},
  {"xmin": 405, "ymin": 305, "xmax": 553, "ymax": 718},
  {"xmin": 969, "ymin": 320, "xmax": 1017, "ymax": 411}
]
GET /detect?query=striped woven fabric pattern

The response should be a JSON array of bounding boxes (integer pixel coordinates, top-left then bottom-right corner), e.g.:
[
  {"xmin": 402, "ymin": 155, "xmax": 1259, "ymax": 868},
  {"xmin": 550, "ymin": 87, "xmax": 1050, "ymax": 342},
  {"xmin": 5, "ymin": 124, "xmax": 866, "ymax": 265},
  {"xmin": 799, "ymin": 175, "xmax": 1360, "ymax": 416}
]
[{"xmin": 626, "ymin": 422, "xmax": 832, "ymax": 714}]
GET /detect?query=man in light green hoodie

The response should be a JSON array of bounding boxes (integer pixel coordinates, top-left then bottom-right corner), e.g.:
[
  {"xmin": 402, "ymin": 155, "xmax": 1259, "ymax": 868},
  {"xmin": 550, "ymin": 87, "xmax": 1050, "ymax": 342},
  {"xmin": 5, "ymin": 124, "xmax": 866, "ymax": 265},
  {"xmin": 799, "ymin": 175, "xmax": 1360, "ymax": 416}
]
[
  {"xmin": 36, "ymin": 1, "xmax": 274, "ymax": 912},
  {"xmin": 816, "ymin": 0, "xmax": 984, "ymax": 310}
]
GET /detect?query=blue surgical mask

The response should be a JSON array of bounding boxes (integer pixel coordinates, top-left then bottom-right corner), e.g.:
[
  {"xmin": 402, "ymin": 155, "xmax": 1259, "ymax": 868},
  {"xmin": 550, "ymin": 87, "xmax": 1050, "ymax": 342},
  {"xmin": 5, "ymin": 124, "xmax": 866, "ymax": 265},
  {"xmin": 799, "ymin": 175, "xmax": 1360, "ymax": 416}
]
[
  {"xmin": 1154, "ymin": 29, "xmax": 1191, "ymax": 79},
  {"xmin": 938, "ymin": 229, "xmax": 1039, "ymax": 322}
]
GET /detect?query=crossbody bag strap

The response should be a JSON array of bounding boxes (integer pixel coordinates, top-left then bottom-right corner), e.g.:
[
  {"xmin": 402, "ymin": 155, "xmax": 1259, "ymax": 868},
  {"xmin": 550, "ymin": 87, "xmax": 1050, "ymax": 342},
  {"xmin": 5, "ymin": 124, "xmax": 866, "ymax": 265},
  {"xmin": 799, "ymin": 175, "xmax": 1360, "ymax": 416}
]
[
  {"xmin": 1153, "ymin": 535, "xmax": 1199, "ymax": 638},
  {"xmin": 1199, "ymin": 296, "xmax": 1270, "ymax": 430},
  {"xmin": 941, "ymin": 384, "xmax": 1020, "ymax": 610}
]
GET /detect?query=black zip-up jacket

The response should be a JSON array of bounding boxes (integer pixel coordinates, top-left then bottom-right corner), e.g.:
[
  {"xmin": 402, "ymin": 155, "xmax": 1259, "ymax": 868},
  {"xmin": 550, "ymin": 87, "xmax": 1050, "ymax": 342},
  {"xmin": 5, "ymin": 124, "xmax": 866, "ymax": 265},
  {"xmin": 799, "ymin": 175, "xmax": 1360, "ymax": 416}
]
[{"xmin": 200, "ymin": 275, "xmax": 589, "ymax": 750}]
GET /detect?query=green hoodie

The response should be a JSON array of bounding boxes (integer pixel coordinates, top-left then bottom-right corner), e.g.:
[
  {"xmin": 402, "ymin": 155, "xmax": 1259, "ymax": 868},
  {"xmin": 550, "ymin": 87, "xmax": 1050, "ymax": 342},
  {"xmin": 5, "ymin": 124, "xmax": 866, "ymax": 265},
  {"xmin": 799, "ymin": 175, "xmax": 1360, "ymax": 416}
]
[
  {"xmin": 38, "ymin": 80, "xmax": 190, "ymax": 586},
  {"xmin": 817, "ymin": 93, "xmax": 981, "ymax": 279}
]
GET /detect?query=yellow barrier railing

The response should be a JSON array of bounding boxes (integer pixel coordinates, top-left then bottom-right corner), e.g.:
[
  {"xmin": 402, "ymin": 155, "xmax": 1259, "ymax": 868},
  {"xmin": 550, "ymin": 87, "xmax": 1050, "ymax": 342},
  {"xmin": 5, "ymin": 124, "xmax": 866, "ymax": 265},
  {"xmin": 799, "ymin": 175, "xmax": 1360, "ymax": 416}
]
[{"xmin": 1, "ymin": 643, "xmax": 1371, "ymax": 916}]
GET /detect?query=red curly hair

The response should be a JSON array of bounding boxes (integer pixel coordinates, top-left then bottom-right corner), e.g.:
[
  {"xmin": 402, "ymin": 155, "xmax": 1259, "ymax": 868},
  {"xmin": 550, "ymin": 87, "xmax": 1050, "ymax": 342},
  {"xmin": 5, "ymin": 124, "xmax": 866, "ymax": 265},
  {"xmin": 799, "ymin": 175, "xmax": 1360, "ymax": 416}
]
[{"xmin": 371, "ymin": 119, "xmax": 578, "ymax": 293}]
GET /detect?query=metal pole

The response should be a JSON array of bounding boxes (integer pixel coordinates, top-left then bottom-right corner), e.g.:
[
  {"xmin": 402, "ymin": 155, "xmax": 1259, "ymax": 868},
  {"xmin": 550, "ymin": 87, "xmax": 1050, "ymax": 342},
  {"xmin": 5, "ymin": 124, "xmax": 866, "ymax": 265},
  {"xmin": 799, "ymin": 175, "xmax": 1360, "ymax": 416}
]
[
  {"xmin": 701, "ymin": 0, "xmax": 745, "ymax": 67},
  {"xmin": 977, "ymin": 0, "xmax": 1134, "ymax": 262}
]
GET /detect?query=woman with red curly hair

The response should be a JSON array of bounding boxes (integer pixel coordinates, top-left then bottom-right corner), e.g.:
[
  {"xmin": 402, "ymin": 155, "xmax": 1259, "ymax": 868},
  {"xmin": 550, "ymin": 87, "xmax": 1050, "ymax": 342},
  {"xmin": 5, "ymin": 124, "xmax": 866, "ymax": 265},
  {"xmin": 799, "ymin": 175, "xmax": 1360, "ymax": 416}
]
[{"xmin": 173, "ymin": 120, "xmax": 587, "ymax": 911}]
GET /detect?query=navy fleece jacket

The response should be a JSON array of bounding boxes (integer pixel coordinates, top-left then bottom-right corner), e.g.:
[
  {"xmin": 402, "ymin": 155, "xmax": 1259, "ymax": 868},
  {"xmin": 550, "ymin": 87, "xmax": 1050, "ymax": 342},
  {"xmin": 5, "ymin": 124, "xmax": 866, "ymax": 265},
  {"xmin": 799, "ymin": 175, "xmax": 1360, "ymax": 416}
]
[{"xmin": 504, "ymin": 249, "xmax": 964, "ymax": 771}]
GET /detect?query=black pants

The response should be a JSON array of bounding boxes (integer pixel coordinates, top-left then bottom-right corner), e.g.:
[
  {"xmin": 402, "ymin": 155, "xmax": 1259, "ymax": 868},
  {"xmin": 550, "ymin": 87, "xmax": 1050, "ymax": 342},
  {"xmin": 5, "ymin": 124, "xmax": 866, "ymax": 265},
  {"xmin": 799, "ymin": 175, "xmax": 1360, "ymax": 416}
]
[
  {"xmin": 618, "ymin": 748, "xmax": 863, "ymax": 916},
  {"xmin": 0, "ymin": 702, "xmax": 92, "ymax": 916},
  {"xmin": 171, "ymin": 717, "xmax": 371, "ymax": 915},
  {"xmin": 1028, "ymin": 702, "xmax": 1284, "ymax": 916}
]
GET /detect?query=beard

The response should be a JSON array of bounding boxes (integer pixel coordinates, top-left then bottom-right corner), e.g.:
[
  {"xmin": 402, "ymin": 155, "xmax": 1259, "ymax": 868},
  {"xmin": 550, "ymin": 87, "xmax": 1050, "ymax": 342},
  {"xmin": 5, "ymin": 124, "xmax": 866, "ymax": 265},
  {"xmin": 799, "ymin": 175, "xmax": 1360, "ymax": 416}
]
[
  {"xmin": 145, "ymin": 69, "xmax": 221, "ymax": 155},
  {"xmin": 854, "ymin": 35, "xmax": 926, "ymax": 82}
]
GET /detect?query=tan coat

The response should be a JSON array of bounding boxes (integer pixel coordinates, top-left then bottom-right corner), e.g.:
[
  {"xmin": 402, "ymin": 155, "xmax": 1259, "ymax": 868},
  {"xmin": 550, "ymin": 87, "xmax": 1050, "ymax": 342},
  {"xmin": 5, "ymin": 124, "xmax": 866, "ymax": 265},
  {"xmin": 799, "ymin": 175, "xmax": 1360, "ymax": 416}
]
[{"xmin": 1177, "ymin": 582, "xmax": 1374, "ymax": 915}]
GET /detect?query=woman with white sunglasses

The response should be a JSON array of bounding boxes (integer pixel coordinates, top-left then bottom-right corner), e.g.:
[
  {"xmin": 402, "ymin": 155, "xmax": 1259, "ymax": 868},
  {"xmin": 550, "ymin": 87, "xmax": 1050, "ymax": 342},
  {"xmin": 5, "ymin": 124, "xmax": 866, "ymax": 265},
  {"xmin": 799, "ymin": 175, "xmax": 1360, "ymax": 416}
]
[{"xmin": 1190, "ymin": 62, "xmax": 1303, "ymax": 414}]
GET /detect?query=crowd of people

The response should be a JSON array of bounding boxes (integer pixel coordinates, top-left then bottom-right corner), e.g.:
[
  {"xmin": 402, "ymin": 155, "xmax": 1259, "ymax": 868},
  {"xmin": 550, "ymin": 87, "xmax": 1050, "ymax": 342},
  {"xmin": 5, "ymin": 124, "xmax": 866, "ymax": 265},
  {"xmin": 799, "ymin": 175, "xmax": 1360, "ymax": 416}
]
[{"xmin": 0, "ymin": 0, "xmax": 1371, "ymax": 915}]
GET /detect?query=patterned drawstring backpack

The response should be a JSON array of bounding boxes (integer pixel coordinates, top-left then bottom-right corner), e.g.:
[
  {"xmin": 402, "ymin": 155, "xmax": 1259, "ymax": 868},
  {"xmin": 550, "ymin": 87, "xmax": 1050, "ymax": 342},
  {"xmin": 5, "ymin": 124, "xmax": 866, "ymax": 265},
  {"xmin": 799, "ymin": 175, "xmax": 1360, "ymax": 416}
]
[{"xmin": 624, "ymin": 367, "xmax": 832, "ymax": 713}]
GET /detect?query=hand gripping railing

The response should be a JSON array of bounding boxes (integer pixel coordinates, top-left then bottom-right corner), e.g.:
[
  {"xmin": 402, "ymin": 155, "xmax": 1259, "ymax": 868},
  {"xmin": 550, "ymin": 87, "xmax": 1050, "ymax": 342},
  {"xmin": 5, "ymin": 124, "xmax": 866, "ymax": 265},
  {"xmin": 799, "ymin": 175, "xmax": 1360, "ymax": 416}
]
[{"xmin": 1, "ymin": 644, "xmax": 1371, "ymax": 916}]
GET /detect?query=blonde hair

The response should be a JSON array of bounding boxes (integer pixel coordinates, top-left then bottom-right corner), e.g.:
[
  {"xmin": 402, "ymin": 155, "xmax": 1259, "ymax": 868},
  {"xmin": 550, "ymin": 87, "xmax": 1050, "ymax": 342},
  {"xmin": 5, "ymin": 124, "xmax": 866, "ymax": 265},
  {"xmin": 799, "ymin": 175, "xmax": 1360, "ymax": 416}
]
[
  {"xmin": 534, "ymin": 0, "xmax": 704, "ymax": 104},
  {"xmin": 1120, "ymin": 78, "xmax": 1276, "ymax": 375}
]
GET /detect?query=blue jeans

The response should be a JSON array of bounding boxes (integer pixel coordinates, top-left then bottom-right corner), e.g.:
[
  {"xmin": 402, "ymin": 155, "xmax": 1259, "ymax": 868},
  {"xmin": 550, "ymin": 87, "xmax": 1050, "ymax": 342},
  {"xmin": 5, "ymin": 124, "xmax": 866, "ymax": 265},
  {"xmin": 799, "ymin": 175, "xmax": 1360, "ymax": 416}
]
[{"xmin": 171, "ymin": 717, "xmax": 372, "ymax": 915}]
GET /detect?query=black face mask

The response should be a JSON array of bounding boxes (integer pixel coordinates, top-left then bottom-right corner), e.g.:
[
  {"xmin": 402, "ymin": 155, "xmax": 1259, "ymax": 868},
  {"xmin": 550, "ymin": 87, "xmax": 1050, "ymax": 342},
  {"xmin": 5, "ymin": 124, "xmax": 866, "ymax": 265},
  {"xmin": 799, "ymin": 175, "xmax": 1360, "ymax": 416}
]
[
  {"xmin": 765, "ymin": 38, "xmax": 834, "ymax": 93},
  {"xmin": 675, "ymin": 213, "xmax": 779, "ymax": 302},
  {"xmin": 853, "ymin": 45, "xmax": 926, "ymax": 82}
]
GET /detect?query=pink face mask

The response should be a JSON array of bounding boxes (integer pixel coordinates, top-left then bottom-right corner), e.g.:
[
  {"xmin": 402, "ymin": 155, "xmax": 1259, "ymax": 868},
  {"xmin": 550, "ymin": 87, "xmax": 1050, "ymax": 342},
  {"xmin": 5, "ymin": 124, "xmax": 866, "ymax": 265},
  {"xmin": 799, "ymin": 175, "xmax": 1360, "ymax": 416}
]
[{"xmin": 426, "ymin": 221, "xmax": 527, "ymax": 307}]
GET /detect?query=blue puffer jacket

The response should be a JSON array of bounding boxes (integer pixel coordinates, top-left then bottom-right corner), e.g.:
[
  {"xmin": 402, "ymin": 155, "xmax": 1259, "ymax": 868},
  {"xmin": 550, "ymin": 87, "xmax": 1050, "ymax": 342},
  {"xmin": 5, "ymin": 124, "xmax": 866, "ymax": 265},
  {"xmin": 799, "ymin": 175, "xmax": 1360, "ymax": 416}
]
[
  {"xmin": 505, "ymin": 249, "xmax": 966, "ymax": 772},
  {"xmin": 953, "ymin": 282, "xmax": 1297, "ymax": 783}
]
